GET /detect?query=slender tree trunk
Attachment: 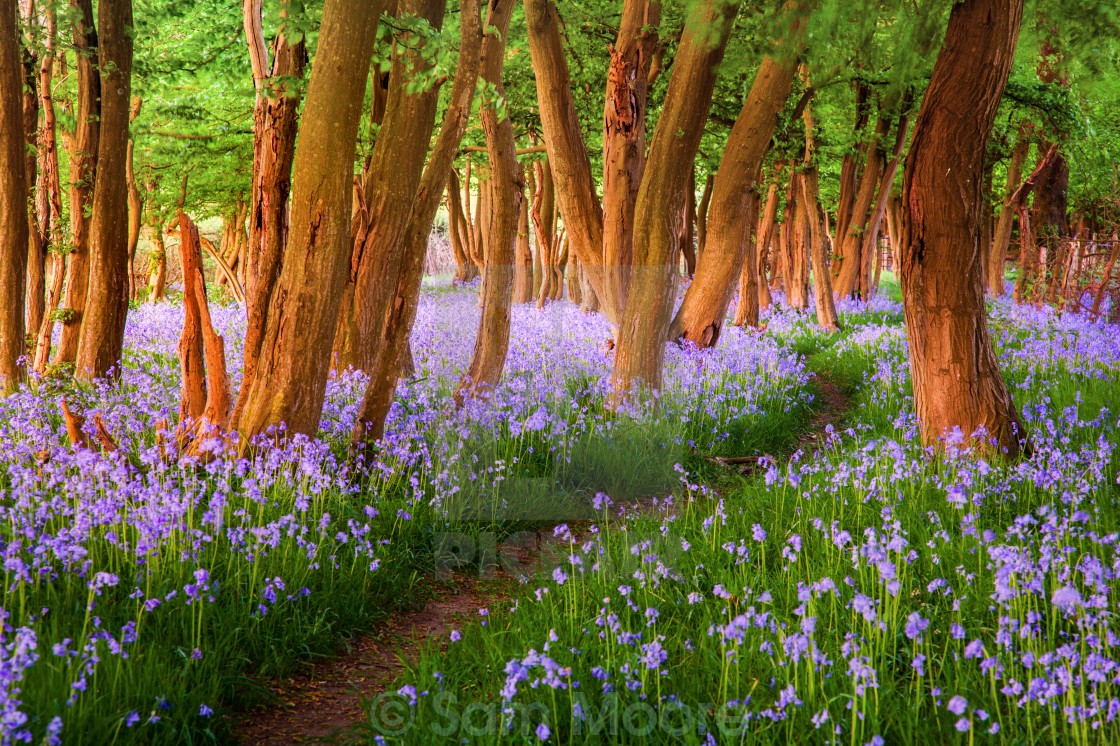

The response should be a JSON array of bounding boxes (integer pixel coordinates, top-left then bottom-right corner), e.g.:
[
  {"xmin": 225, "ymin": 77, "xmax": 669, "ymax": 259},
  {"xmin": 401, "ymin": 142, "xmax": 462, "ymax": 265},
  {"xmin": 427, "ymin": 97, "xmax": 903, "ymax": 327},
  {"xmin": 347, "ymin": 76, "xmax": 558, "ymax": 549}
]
[
  {"xmin": 20, "ymin": 2, "xmax": 43, "ymax": 340},
  {"xmin": 232, "ymin": 0, "xmax": 308, "ymax": 431},
  {"xmin": 679, "ymin": 169, "xmax": 697, "ymax": 277},
  {"xmin": 801, "ymin": 91, "xmax": 839, "ymax": 331},
  {"xmin": 148, "ymin": 227, "xmax": 166, "ymax": 302},
  {"xmin": 898, "ymin": 0, "xmax": 1026, "ymax": 457},
  {"xmin": 235, "ymin": 0, "xmax": 386, "ymax": 441},
  {"xmin": 75, "ymin": 0, "xmax": 133, "ymax": 380},
  {"xmin": 611, "ymin": 0, "xmax": 738, "ymax": 399},
  {"xmin": 696, "ymin": 172, "xmax": 714, "ymax": 255},
  {"xmin": 523, "ymin": 0, "xmax": 612, "ymax": 319},
  {"xmin": 738, "ymin": 179, "xmax": 779, "ymax": 322},
  {"xmin": 670, "ymin": 5, "xmax": 805, "ymax": 346},
  {"xmin": 859, "ymin": 107, "xmax": 910, "ymax": 298},
  {"xmin": 332, "ymin": 0, "xmax": 447, "ymax": 373},
  {"xmin": 1, "ymin": 0, "xmax": 29, "ymax": 389},
  {"xmin": 126, "ymin": 96, "xmax": 142, "ymax": 301},
  {"xmin": 990, "ymin": 127, "xmax": 1030, "ymax": 293},
  {"xmin": 833, "ymin": 114, "xmax": 889, "ymax": 299},
  {"xmin": 457, "ymin": 0, "xmax": 520, "ymax": 401},
  {"xmin": 33, "ymin": 10, "xmax": 61, "ymax": 334},
  {"xmin": 54, "ymin": 0, "xmax": 99, "ymax": 366},
  {"xmin": 1089, "ymin": 236, "xmax": 1118, "ymax": 320}
]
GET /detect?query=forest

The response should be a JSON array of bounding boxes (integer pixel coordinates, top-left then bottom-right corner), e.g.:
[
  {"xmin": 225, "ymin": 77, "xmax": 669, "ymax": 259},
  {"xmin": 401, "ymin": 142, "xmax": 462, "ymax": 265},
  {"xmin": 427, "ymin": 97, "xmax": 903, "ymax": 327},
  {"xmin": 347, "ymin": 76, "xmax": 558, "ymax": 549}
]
[{"xmin": 1, "ymin": 0, "xmax": 1119, "ymax": 743}]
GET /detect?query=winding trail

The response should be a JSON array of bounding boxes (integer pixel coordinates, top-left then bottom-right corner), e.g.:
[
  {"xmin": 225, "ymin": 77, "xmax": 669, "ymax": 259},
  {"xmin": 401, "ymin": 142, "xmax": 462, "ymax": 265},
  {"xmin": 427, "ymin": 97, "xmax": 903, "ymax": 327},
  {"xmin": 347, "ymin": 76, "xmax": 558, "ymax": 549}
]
[{"xmin": 231, "ymin": 368, "xmax": 853, "ymax": 745}]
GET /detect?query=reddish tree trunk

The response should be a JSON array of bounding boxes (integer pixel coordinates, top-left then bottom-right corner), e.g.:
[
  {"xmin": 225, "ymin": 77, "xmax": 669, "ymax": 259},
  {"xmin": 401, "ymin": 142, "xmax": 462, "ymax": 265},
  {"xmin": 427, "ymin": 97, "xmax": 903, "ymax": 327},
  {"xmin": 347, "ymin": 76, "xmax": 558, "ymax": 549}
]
[
  {"xmin": 898, "ymin": 0, "xmax": 1027, "ymax": 457},
  {"xmin": 235, "ymin": 0, "xmax": 386, "ymax": 442},
  {"xmin": 75, "ymin": 0, "xmax": 133, "ymax": 380},
  {"xmin": 1, "ymin": 0, "xmax": 29, "ymax": 389},
  {"xmin": 801, "ymin": 91, "xmax": 839, "ymax": 330},
  {"xmin": 513, "ymin": 163, "xmax": 534, "ymax": 303},
  {"xmin": 457, "ymin": 0, "xmax": 520, "ymax": 401},
  {"xmin": 524, "ymin": 0, "xmax": 612, "ymax": 319},
  {"xmin": 54, "ymin": 0, "xmax": 99, "ymax": 366},
  {"xmin": 600, "ymin": 0, "xmax": 661, "ymax": 318},
  {"xmin": 20, "ymin": 3, "xmax": 43, "ymax": 340},
  {"xmin": 670, "ymin": 5, "xmax": 805, "ymax": 346},
  {"xmin": 333, "ymin": 0, "xmax": 447, "ymax": 373},
  {"xmin": 232, "ymin": 0, "xmax": 308, "ymax": 430},
  {"xmin": 611, "ymin": 0, "xmax": 738, "ymax": 399}
]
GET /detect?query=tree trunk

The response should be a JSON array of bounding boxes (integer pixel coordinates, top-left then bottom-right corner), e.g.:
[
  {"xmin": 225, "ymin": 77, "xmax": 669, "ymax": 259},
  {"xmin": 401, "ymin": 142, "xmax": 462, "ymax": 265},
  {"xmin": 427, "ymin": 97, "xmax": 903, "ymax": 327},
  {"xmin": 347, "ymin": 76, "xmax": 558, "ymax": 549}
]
[
  {"xmin": 859, "ymin": 106, "xmax": 911, "ymax": 298},
  {"xmin": 235, "ymin": 0, "xmax": 385, "ymax": 442},
  {"xmin": 75, "ymin": 0, "xmax": 133, "ymax": 380},
  {"xmin": 1, "ymin": 0, "xmax": 29, "ymax": 390},
  {"xmin": 447, "ymin": 168, "xmax": 478, "ymax": 282},
  {"xmin": 148, "ymin": 227, "xmax": 167, "ymax": 302},
  {"xmin": 332, "ymin": 0, "xmax": 447, "ymax": 374},
  {"xmin": 344, "ymin": 0, "xmax": 484, "ymax": 450},
  {"xmin": 126, "ymin": 97, "xmax": 142, "ymax": 301},
  {"xmin": 524, "ymin": 0, "xmax": 612, "ymax": 320},
  {"xmin": 833, "ymin": 113, "xmax": 889, "ymax": 299},
  {"xmin": 599, "ymin": 0, "xmax": 661, "ymax": 320},
  {"xmin": 736, "ymin": 179, "xmax": 779, "ymax": 323},
  {"xmin": 20, "ymin": 3, "xmax": 43, "ymax": 341},
  {"xmin": 532, "ymin": 158, "xmax": 558, "ymax": 307},
  {"xmin": 679, "ymin": 168, "xmax": 697, "ymax": 277},
  {"xmin": 232, "ymin": 0, "xmax": 308, "ymax": 431},
  {"xmin": 801, "ymin": 91, "xmax": 839, "ymax": 331},
  {"xmin": 54, "ymin": 0, "xmax": 99, "ymax": 367},
  {"xmin": 456, "ymin": 0, "xmax": 520, "ymax": 402},
  {"xmin": 177, "ymin": 212, "xmax": 233, "ymax": 440},
  {"xmin": 611, "ymin": 0, "xmax": 738, "ymax": 399},
  {"xmin": 32, "ymin": 10, "xmax": 62, "ymax": 355},
  {"xmin": 513, "ymin": 163, "xmax": 534, "ymax": 303},
  {"xmin": 696, "ymin": 172, "xmax": 714, "ymax": 255},
  {"xmin": 670, "ymin": 5, "xmax": 805, "ymax": 346},
  {"xmin": 898, "ymin": 0, "xmax": 1026, "ymax": 457},
  {"xmin": 787, "ymin": 173, "xmax": 810, "ymax": 309}
]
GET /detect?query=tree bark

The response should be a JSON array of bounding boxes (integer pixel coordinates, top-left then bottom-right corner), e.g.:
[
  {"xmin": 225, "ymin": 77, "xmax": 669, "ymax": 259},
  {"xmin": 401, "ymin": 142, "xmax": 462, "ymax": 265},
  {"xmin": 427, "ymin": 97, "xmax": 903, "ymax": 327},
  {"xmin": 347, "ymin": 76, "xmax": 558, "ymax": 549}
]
[
  {"xmin": 1, "ymin": 0, "xmax": 29, "ymax": 389},
  {"xmin": 833, "ymin": 112, "xmax": 889, "ymax": 299},
  {"xmin": 235, "ymin": 0, "xmax": 385, "ymax": 442},
  {"xmin": 31, "ymin": 9, "xmax": 62, "ymax": 361},
  {"xmin": 75, "ymin": 0, "xmax": 133, "ymax": 380},
  {"xmin": 20, "ymin": 2, "xmax": 43, "ymax": 340},
  {"xmin": 670, "ymin": 4, "xmax": 805, "ymax": 346},
  {"xmin": 126, "ymin": 96, "xmax": 142, "ymax": 300},
  {"xmin": 734, "ymin": 179, "xmax": 779, "ymax": 325},
  {"xmin": 524, "ymin": 0, "xmax": 612, "ymax": 320},
  {"xmin": 801, "ymin": 91, "xmax": 839, "ymax": 331},
  {"xmin": 787, "ymin": 173, "xmax": 810, "ymax": 309},
  {"xmin": 332, "ymin": 0, "xmax": 447, "ymax": 373},
  {"xmin": 859, "ymin": 106, "xmax": 911, "ymax": 298},
  {"xmin": 898, "ymin": 0, "xmax": 1027, "ymax": 457},
  {"xmin": 456, "ymin": 0, "xmax": 520, "ymax": 401},
  {"xmin": 54, "ymin": 0, "xmax": 99, "ymax": 366},
  {"xmin": 611, "ymin": 0, "xmax": 738, "ymax": 399},
  {"xmin": 232, "ymin": 0, "xmax": 308, "ymax": 430},
  {"xmin": 601, "ymin": 0, "xmax": 662, "ymax": 318},
  {"xmin": 513, "ymin": 163, "xmax": 534, "ymax": 303}
]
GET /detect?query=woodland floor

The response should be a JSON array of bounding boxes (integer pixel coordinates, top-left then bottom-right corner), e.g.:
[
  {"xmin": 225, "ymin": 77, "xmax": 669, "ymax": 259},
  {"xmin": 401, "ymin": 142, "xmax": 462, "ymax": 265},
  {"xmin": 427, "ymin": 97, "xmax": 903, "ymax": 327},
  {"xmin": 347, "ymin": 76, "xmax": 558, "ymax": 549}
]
[{"xmin": 231, "ymin": 369, "xmax": 853, "ymax": 745}]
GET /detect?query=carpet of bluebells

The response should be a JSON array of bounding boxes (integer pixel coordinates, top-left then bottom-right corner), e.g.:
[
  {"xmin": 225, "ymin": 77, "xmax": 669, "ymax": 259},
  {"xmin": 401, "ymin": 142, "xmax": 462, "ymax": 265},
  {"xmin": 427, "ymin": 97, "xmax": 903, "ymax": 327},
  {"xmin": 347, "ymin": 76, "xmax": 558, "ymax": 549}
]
[
  {"xmin": 379, "ymin": 287, "xmax": 1120, "ymax": 744},
  {"xmin": 0, "ymin": 282, "xmax": 814, "ymax": 743}
]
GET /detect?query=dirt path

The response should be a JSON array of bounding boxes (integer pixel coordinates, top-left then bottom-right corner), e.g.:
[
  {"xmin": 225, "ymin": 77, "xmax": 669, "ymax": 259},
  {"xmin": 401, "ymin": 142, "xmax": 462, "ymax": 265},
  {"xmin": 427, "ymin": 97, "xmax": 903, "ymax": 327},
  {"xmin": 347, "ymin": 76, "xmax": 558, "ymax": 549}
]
[
  {"xmin": 232, "ymin": 371, "xmax": 853, "ymax": 745},
  {"xmin": 232, "ymin": 574, "xmax": 506, "ymax": 745}
]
